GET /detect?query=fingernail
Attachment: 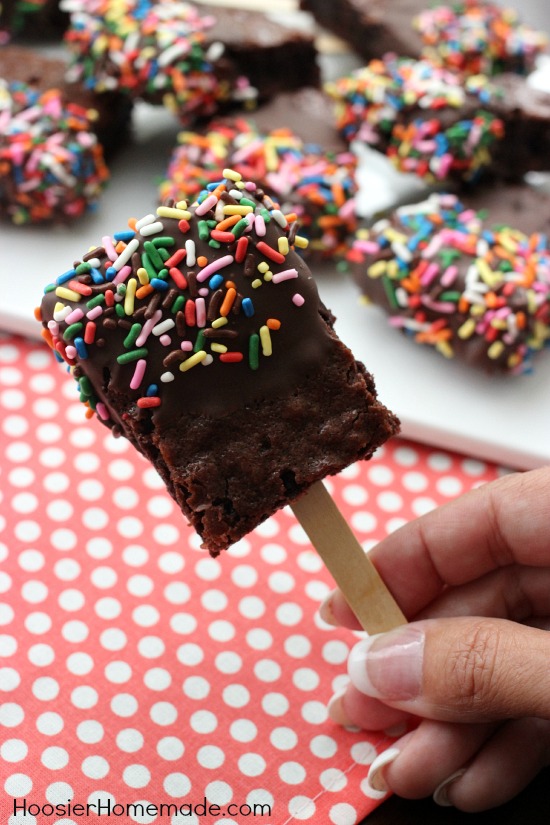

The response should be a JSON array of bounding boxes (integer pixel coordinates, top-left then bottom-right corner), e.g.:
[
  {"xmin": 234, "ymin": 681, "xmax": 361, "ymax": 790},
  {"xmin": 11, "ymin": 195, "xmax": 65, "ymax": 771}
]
[
  {"xmin": 366, "ymin": 747, "xmax": 400, "ymax": 794},
  {"xmin": 433, "ymin": 769, "xmax": 466, "ymax": 807},
  {"xmin": 348, "ymin": 626, "xmax": 424, "ymax": 701},
  {"xmin": 318, "ymin": 591, "xmax": 337, "ymax": 625},
  {"xmin": 327, "ymin": 688, "xmax": 352, "ymax": 726}
]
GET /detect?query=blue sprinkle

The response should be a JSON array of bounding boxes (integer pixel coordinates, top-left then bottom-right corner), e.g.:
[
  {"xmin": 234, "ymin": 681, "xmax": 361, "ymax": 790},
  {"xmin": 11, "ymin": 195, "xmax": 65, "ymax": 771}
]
[
  {"xmin": 114, "ymin": 230, "xmax": 136, "ymax": 242},
  {"xmin": 146, "ymin": 384, "xmax": 158, "ymax": 397},
  {"xmin": 90, "ymin": 268, "xmax": 105, "ymax": 284},
  {"xmin": 242, "ymin": 297, "xmax": 254, "ymax": 317},
  {"xmin": 209, "ymin": 274, "xmax": 224, "ymax": 290},
  {"xmin": 74, "ymin": 337, "xmax": 88, "ymax": 359},
  {"xmin": 56, "ymin": 269, "xmax": 76, "ymax": 286},
  {"xmin": 150, "ymin": 278, "xmax": 169, "ymax": 291},
  {"xmin": 105, "ymin": 266, "xmax": 117, "ymax": 281}
]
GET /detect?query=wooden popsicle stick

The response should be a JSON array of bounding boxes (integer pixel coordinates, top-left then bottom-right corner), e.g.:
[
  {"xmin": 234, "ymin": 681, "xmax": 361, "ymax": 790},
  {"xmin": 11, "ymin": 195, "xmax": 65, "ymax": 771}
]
[{"xmin": 291, "ymin": 480, "xmax": 407, "ymax": 634}]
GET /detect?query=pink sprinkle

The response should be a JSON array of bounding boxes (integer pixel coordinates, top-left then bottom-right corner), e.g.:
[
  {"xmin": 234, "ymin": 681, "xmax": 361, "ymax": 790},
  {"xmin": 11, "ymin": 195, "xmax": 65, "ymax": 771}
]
[
  {"xmin": 136, "ymin": 310, "xmax": 162, "ymax": 346},
  {"xmin": 160, "ymin": 335, "xmax": 172, "ymax": 346},
  {"xmin": 65, "ymin": 308, "xmax": 84, "ymax": 325},
  {"xmin": 255, "ymin": 215, "xmax": 266, "ymax": 237},
  {"xmin": 112, "ymin": 264, "xmax": 132, "ymax": 285},
  {"xmin": 96, "ymin": 402, "xmax": 109, "ymax": 420},
  {"xmin": 196, "ymin": 254, "xmax": 234, "ymax": 283},
  {"xmin": 196, "ymin": 297, "xmax": 206, "ymax": 327},
  {"xmin": 102, "ymin": 235, "xmax": 118, "ymax": 262},
  {"xmin": 181, "ymin": 341, "xmax": 193, "ymax": 351},
  {"xmin": 272, "ymin": 268, "xmax": 298, "ymax": 284},
  {"xmin": 65, "ymin": 345, "xmax": 77, "ymax": 360},
  {"xmin": 292, "ymin": 293, "xmax": 305, "ymax": 306},
  {"xmin": 194, "ymin": 194, "xmax": 218, "ymax": 216},
  {"xmin": 86, "ymin": 306, "xmax": 103, "ymax": 320},
  {"xmin": 130, "ymin": 358, "xmax": 147, "ymax": 390},
  {"xmin": 199, "ymin": 287, "xmax": 209, "ymax": 297},
  {"xmin": 420, "ymin": 262, "xmax": 441, "ymax": 287},
  {"xmin": 440, "ymin": 265, "xmax": 458, "ymax": 287}
]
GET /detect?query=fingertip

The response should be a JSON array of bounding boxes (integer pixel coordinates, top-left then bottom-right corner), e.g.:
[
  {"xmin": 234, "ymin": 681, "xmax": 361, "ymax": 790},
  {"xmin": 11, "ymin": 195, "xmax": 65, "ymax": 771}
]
[{"xmin": 318, "ymin": 589, "xmax": 363, "ymax": 629}]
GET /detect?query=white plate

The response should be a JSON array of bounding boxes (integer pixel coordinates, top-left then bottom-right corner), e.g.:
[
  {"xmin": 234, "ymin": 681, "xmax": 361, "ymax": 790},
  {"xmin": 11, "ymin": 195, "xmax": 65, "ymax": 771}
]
[{"xmin": 2, "ymin": 18, "xmax": 550, "ymax": 472}]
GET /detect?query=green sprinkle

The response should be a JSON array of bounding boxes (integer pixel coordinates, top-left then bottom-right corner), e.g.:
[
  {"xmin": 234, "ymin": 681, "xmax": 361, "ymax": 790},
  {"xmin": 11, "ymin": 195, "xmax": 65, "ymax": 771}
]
[
  {"xmin": 63, "ymin": 322, "xmax": 83, "ymax": 341},
  {"xmin": 86, "ymin": 294, "xmax": 105, "ymax": 309},
  {"xmin": 249, "ymin": 333, "xmax": 259, "ymax": 370},
  {"xmin": 144, "ymin": 241, "xmax": 165, "ymax": 270},
  {"xmin": 75, "ymin": 262, "xmax": 92, "ymax": 275},
  {"xmin": 115, "ymin": 303, "xmax": 125, "ymax": 318},
  {"xmin": 124, "ymin": 323, "xmax": 142, "ymax": 348},
  {"xmin": 117, "ymin": 348, "xmax": 148, "ymax": 364},
  {"xmin": 171, "ymin": 295, "xmax": 185, "ymax": 313},
  {"xmin": 152, "ymin": 236, "xmax": 176, "ymax": 248},
  {"xmin": 440, "ymin": 291, "xmax": 461, "ymax": 302},
  {"xmin": 79, "ymin": 375, "xmax": 93, "ymax": 396},
  {"xmin": 232, "ymin": 218, "xmax": 249, "ymax": 238},
  {"xmin": 141, "ymin": 252, "xmax": 159, "ymax": 280},
  {"xmin": 208, "ymin": 240, "xmax": 221, "ymax": 249},
  {"xmin": 198, "ymin": 220, "xmax": 210, "ymax": 241},
  {"xmin": 381, "ymin": 275, "xmax": 399, "ymax": 310},
  {"xmin": 194, "ymin": 330, "xmax": 205, "ymax": 353}
]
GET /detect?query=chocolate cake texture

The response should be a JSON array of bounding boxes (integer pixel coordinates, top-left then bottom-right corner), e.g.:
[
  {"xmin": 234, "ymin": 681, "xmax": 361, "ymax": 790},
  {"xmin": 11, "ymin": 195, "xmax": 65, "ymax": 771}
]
[
  {"xmin": 346, "ymin": 188, "xmax": 550, "ymax": 373},
  {"xmin": 38, "ymin": 170, "xmax": 399, "ymax": 554}
]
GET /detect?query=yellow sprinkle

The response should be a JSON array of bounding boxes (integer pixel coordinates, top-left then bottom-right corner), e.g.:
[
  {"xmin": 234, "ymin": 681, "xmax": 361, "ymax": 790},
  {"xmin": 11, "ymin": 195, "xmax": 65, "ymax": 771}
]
[
  {"xmin": 259, "ymin": 325, "xmax": 272, "ymax": 356},
  {"xmin": 212, "ymin": 317, "xmax": 228, "ymax": 329},
  {"xmin": 257, "ymin": 262, "xmax": 269, "ymax": 274},
  {"xmin": 507, "ymin": 352, "xmax": 521, "ymax": 368},
  {"xmin": 457, "ymin": 318, "xmax": 476, "ymax": 339},
  {"xmin": 487, "ymin": 341, "xmax": 505, "ymax": 360},
  {"xmin": 124, "ymin": 278, "xmax": 137, "ymax": 315},
  {"xmin": 384, "ymin": 228, "xmax": 408, "ymax": 244},
  {"xmin": 55, "ymin": 287, "xmax": 81, "ymax": 301},
  {"xmin": 294, "ymin": 235, "xmax": 309, "ymax": 249},
  {"xmin": 175, "ymin": 200, "xmax": 188, "ymax": 210},
  {"xmin": 367, "ymin": 261, "xmax": 388, "ymax": 278},
  {"xmin": 157, "ymin": 206, "xmax": 192, "ymax": 221},
  {"xmin": 137, "ymin": 267, "xmax": 149, "ymax": 285},
  {"xmin": 179, "ymin": 351, "xmax": 207, "ymax": 371},
  {"xmin": 223, "ymin": 167, "xmax": 242, "ymax": 182},
  {"xmin": 490, "ymin": 318, "xmax": 507, "ymax": 330},
  {"xmin": 210, "ymin": 343, "xmax": 228, "ymax": 353},
  {"xmin": 435, "ymin": 340, "xmax": 454, "ymax": 359},
  {"xmin": 251, "ymin": 278, "xmax": 263, "ymax": 289},
  {"xmin": 278, "ymin": 237, "xmax": 289, "ymax": 256},
  {"xmin": 476, "ymin": 259, "xmax": 499, "ymax": 287},
  {"xmin": 222, "ymin": 205, "xmax": 253, "ymax": 216},
  {"xmin": 387, "ymin": 260, "xmax": 399, "ymax": 278},
  {"xmin": 471, "ymin": 304, "xmax": 485, "ymax": 317},
  {"xmin": 263, "ymin": 271, "xmax": 273, "ymax": 282}
]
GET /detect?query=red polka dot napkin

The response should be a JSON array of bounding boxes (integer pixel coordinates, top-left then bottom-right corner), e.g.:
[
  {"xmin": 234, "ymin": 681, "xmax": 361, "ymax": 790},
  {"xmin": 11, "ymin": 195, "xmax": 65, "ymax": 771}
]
[{"xmin": 0, "ymin": 334, "xmax": 502, "ymax": 824}]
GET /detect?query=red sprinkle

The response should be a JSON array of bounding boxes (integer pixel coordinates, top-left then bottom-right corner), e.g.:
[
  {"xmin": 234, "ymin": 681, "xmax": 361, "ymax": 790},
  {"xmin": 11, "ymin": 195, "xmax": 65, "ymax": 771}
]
[
  {"xmin": 256, "ymin": 241, "xmax": 285, "ymax": 264},
  {"xmin": 169, "ymin": 266, "xmax": 188, "ymax": 290},
  {"xmin": 220, "ymin": 352, "xmax": 244, "ymax": 363},
  {"xmin": 165, "ymin": 248, "xmax": 186, "ymax": 268},
  {"xmin": 68, "ymin": 280, "xmax": 92, "ymax": 296},
  {"xmin": 137, "ymin": 397, "xmax": 161, "ymax": 408},
  {"xmin": 210, "ymin": 230, "xmax": 236, "ymax": 243},
  {"xmin": 105, "ymin": 289, "xmax": 115, "ymax": 307},
  {"xmin": 235, "ymin": 236, "xmax": 249, "ymax": 263},
  {"xmin": 178, "ymin": 219, "xmax": 190, "ymax": 233},
  {"xmin": 84, "ymin": 321, "xmax": 96, "ymax": 344},
  {"xmin": 185, "ymin": 299, "xmax": 196, "ymax": 326}
]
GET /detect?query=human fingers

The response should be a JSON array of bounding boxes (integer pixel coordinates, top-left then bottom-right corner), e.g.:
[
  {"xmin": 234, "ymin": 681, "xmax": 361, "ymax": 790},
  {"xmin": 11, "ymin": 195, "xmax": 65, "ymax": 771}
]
[
  {"xmin": 328, "ymin": 682, "xmax": 410, "ymax": 731},
  {"xmin": 367, "ymin": 467, "xmax": 550, "ymax": 618},
  {"xmin": 347, "ymin": 617, "xmax": 550, "ymax": 722},
  {"xmin": 442, "ymin": 717, "xmax": 550, "ymax": 812}
]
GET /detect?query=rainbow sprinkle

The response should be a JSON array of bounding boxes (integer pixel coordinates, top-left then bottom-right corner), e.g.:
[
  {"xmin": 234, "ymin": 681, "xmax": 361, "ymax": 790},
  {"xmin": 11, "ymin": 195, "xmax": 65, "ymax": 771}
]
[
  {"xmin": 158, "ymin": 119, "xmax": 358, "ymax": 259},
  {"xmin": 327, "ymin": 56, "xmax": 505, "ymax": 183},
  {"xmin": 61, "ymin": 0, "xmax": 254, "ymax": 123},
  {"xmin": 38, "ymin": 169, "xmax": 311, "ymax": 421},
  {"xmin": 347, "ymin": 193, "xmax": 550, "ymax": 373},
  {"xmin": 0, "ymin": 80, "xmax": 109, "ymax": 224},
  {"xmin": 414, "ymin": 1, "xmax": 548, "ymax": 76}
]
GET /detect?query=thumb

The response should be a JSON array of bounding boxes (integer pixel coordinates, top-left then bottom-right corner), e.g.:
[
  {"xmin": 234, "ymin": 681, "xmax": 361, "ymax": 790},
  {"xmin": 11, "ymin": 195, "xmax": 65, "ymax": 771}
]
[{"xmin": 348, "ymin": 617, "xmax": 550, "ymax": 723}]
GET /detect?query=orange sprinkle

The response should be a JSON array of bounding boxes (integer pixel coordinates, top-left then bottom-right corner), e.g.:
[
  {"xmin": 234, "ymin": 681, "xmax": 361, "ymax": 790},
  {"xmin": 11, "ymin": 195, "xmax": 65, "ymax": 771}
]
[
  {"xmin": 197, "ymin": 255, "xmax": 208, "ymax": 267},
  {"xmin": 225, "ymin": 280, "xmax": 237, "ymax": 290},
  {"xmin": 136, "ymin": 284, "xmax": 154, "ymax": 300},
  {"xmin": 284, "ymin": 212, "xmax": 298, "ymax": 224},
  {"xmin": 458, "ymin": 296, "xmax": 470, "ymax": 314},
  {"xmin": 215, "ymin": 215, "xmax": 240, "ymax": 231},
  {"xmin": 115, "ymin": 240, "xmax": 126, "ymax": 253},
  {"xmin": 220, "ymin": 287, "xmax": 236, "ymax": 317},
  {"xmin": 34, "ymin": 306, "xmax": 42, "ymax": 322},
  {"xmin": 515, "ymin": 311, "xmax": 527, "ymax": 330},
  {"xmin": 266, "ymin": 318, "xmax": 281, "ymax": 330},
  {"xmin": 40, "ymin": 327, "xmax": 54, "ymax": 348},
  {"xmin": 128, "ymin": 217, "xmax": 137, "ymax": 231}
]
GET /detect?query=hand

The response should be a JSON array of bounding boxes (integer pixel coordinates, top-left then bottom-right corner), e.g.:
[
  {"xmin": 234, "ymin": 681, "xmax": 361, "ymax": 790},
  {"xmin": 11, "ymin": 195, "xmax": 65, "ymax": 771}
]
[{"xmin": 322, "ymin": 466, "xmax": 550, "ymax": 811}]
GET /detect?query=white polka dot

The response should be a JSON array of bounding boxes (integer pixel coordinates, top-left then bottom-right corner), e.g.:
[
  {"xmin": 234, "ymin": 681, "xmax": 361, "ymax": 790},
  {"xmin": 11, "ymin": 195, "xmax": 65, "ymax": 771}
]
[
  {"xmin": 4, "ymin": 415, "xmax": 29, "ymax": 438},
  {"xmin": 350, "ymin": 741, "xmax": 377, "ymax": 765},
  {"xmin": 245, "ymin": 628, "xmax": 273, "ymax": 650},
  {"xmin": 270, "ymin": 727, "xmax": 298, "ymax": 750},
  {"xmin": 150, "ymin": 702, "xmax": 178, "ymax": 726},
  {"xmin": 428, "ymin": 452, "xmax": 453, "ymax": 472},
  {"xmin": 296, "ymin": 550, "xmax": 323, "ymax": 573},
  {"xmin": 122, "ymin": 544, "xmax": 148, "ymax": 567},
  {"xmin": 238, "ymin": 753, "xmax": 266, "ymax": 777},
  {"xmin": 254, "ymin": 517, "xmax": 280, "ymax": 538},
  {"xmin": 287, "ymin": 523, "xmax": 311, "ymax": 546},
  {"xmin": 116, "ymin": 729, "xmax": 144, "ymax": 753},
  {"xmin": 83, "ymin": 507, "xmax": 109, "ymax": 531},
  {"xmin": 21, "ymin": 580, "xmax": 48, "ymax": 604},
  {"xmin": 169, "ymin": 613, "xmax": 197, "ymax": 635},
  {"xmin": 73, "ymin": 452, "xmax": 100, "ymax": 474},
  {"xmin": 68, "ymin": 426, "xmax": 96, "ymax": 448},
  {"xmin": 208, "ymin": 620, "xmax": 235, "ymax": 642},
  {"xmin": 195, "ymin": 557, "xmax": 221, "ymax": 581},
  {"xmin": 157, "ymin": 737, "xmax": 184, "ymax": 761},
  {"xmin": 11, "ymin": 492, "xmax": 38, "ymax": 514},
  {"xmin": 276, "ymin": 602, "xmax": 303, "ymax": 626},
  {"xmin": 66, "ymin": 652, "xmax": 94, "ymax": 675},
  {"xmin": 462, "ymin": 458, "xmax": 487, "ymax": 476},
  {"xmin": 200, "ymin": 589, "xmax": 228, "ymax": 613},
  {"xmin": 436, "ymin": 476, "xmax": 463, "ymax": 497},
  {"xmin": 39, "ymin": 447, "xmax": 64, "ymax": 467},
  {"xmin": 182, "ymin": 676, "xmax": 210, "ymax": 700},
  {"xmin": 144, "ymin": 668, "xmax": 171, "ymax": 691},
  {"xmin": 77, "ymin": 720, "xmax": 104, "ymax": 744},
  {"xmin": 0, "ymin": 572, "xmax": 12, "ymax": 594},
  {"xmin": 329, "ymin": 802, "xmax": 357, "ymax": 824},
  {"xmin": 163, "ymin": 582, "xmax": 190, "ymax": 605},
  {"xmin": 2, "ymin": 389, "xmax": 25, "ymax": 409},
  {"xmin": 253, "ymin": 659, "xmax": 281, "ymax": 683},
  {"xmin": 0, "ymin": 703, "xmax": 24, "ymax": 727},
  {"xmin": 402, "ymin": 471, "xmax": 429, "ymax": 492},
  {"xmin": 222, "ymin": 684, "xmax": 250, "ymax": 708},
  {"xmin": 411, "ymin": 496, "xmax": 437, "ymax": 516},
  {"xmin": 32, "ymin": 677, "xmax": 60, "ymax": 701},
  {"xmin": 86, "ymin": 537, "xmax": 113, "ymax": 559},
  {"xmin": 262, "ymin": 693, "xmax": 290, "ymax": 716},
  {"xmin": 293, "ymin": 668, "xmax": 320, "ymax": 692},
  {"xmin": 238, "ymin": 596, "xmax": 265, "ymax": 619},
  {"xmin": 214, "ymin": 651, "xmax": 242, "ymax": 675},
  {"xmin": 229, "ymin": 719, "xmax": 257, "ymax": 743},
  {"xmin": 310, "ymin": 734, "xmax": 338, "ymax": 759},
  {"xmin": 132, "ymin": 605, "xmax": 159, "ymax": 626},
  {"xmin": 127, "ymin": 575, "xmax": 154, "ymax": 597},
  {"xmin": 81, "ymin": 756, "xmax": 109, "ymax": 779},
  {"xmin": 268, "ymin": 571, "xmax": 295, "ymax": 593},
  {"xmin": 90, "ymin": 566, "xmax": 117, "ymax": 589},
  {"xmin": 146, "ymin": 495, "xmax": 174, "ymax": 518},
  {"xmin": 100, "ymin": 628, "xmax": 127, "ymax": 651},
  {"xmin": 104, "ymin": 661, "xmax": 131, "ymax": 683},
  {"xmin": 322, "ymin": 640, "xmax": 349, "ymax": 665},
  {"xmin": 50, "ymin": 528, "xmax": 77, "ymax": 551},
  {"xmin": 111, "ymin": 693, "xmax": 138, "ymax": 717},
  {"xmin": 189, "ymin": 710, "xmax": 217, "ymax": 734},
  {"xmin": 70, "ymin": 686, "xmax": 98, "ymax": 709},
  {"xmin": 368, "ymin": 465, "xmax": 394, "ymax": 486},
  {"xmin": 197, "ymin": 745, "xmax": 225, "ymax": 769},
  {"xmin": 156, "ymin": 551, "xmax": 184, "ymax": 574},
  {"xmin": 279, "ymin": 761, "xmax": 306, "ymax": 785},
  {"xmin": 152, "ymin": 522, "xmax": 180, "ymax": 546},
  {"xmin": 123, "ymin": 764, "xmax": 151, "ymax": 788},
  {"xmin": 176, "ymin": 643, "xmax": 204, "ymax": 667},
  {"xmin": 205, "ymin": 780, "xmax": 232, "ymax": 806},
  {"xmin": 342, "ymin": 484, "xmax": 369, "ymax": 506},
  {"xmin": 163, "ymin": 772, "xmax": 191, "ymax": 798},
  {"xmin": 350, "ymin": 511, "xmax": 378, "ymax": 533},
  {"xmin": 95, "ymin": 597, "xmax": 122, "ymax": 620},
  {"xmin": 54, "ymin": 559, "xmax": 81, "ymax": 581},
  {"xmin": 15, "ymin": 520, "xmax": 41, "ymax": 542},
  {"xmin": 284, "ymin": 635, "xmax": 312, "ymax": 659},
  {"xmin": 108, "ymin": 459, "xmax": 135, "ymax": 480},
  {"xmin": 0, "ymin": 667, "xmax": 20, "ymax": 691},
  {"xmin": 45, "ymin": 781, "xmax": 74, "ymax": 805},
  {"xmin": 393, "ymin": 446, "xmax": 419, "ymax": 466},
  {"xmin": 43, "ymin": 471, "xmax": 71, "ymax": 494},
  {"xmin": 376, "ymin": 491, "xmax": 403, "ymax": 512},
  {"xmin": 288, "ymin": 796, "xmax": 316, "ymax": 820},
  {"xmin": 305, "ymin": 580, "xmax": 329, "ymax": 602},
  {"xmin": 41, "ymin": 746, "xmax": 69, "ymax": 770},
  {"xmin": 36, "ymin": 712, "xmax": 64, "ymax": 735},
  {"xmin": 58, "ymin": 588, "xmax": 85, "ymax": 612},
  {"xmin": 1, "ymin": 738, "xmax": 28, "ymax": 763},
  {"xmin": 5, "ymin": 773, "xmax": 33, "ymax": 797},
  {"xmin": 9, "ymin": 467, "xmax": 35, "ymax": 488},
  {"xmin": 301, "ymin": 700, "xmax": 328, "ymax": 725},
  {"xmin": 137, "ymin": 636, "xmax": 165, "ymax": 658},
  {"xmin": 0, "ymin": 604, "xmax": 14, "ymax": 625},
  {"xmin": 28, "ymin": 643, "xmax": 54, "ymax": 667}
]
